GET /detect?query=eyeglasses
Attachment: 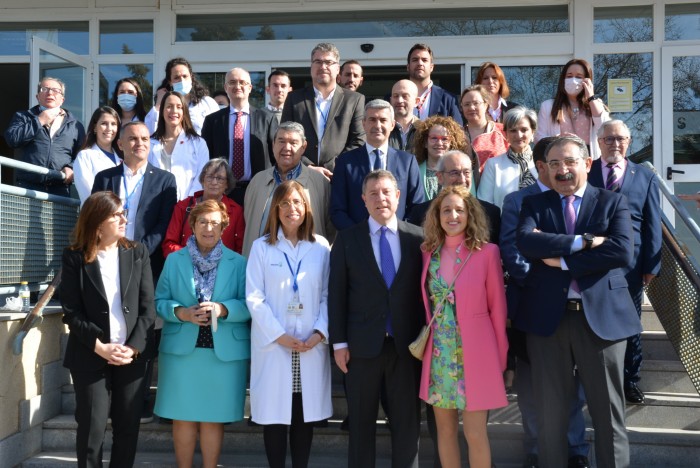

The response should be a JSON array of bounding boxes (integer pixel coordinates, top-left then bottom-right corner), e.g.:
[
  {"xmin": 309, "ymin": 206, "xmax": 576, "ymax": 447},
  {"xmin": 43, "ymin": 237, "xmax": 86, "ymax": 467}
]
[
  {"xmin": 462, "ymin": 101, "xmax": 485, "ymax": 108},
  {"xmin": 278, "ymin": 199, "xmax": 305, "ymax": 210},
  {"xmin": 428, "ymin": 136, "xmax": 450, "ymax": 144},
  {"xmin": 204, "ymin": 175, "xmax": 227, "ymax": 184},
  {"xmin": 546, "ymin": 157, "xmax": 583, "ymax": 170},
  {"xmin": 111, "ymin": 210, "xmax": 127, "ymax": 221},
  {"xmin": 197, "ymin": 219, "xmax": 222, "ymax": 228},
  {"xmin": 39, "ymin": 86, "xmax": 63, "ymax": 96},
  {"xmin": 600, "ymin": 136, "xmax": 630, "ymax": 145},
  {"xmin": 311, "ymin": 59, "xmax": 338, "ymax": 68},
  {"xmin": 443, "ymin": 169, "xmax": 472, "ymax": 179},
  {"xmin": 226, "ymin": 80, "xmax": 250, "ymax": 88}
]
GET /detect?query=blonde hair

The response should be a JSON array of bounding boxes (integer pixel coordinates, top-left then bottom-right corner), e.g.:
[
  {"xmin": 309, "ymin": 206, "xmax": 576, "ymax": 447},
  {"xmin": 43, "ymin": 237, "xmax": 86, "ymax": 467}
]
[{"xmin": 422, "ymin": 185, "xmax": 490, "ymax": 253}]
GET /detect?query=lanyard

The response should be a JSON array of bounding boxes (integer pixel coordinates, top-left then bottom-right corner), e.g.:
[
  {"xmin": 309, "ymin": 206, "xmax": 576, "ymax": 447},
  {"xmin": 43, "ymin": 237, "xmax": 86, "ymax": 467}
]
[
  {"xmin": 283, "ymin": 253, "xmax": 302, "ymax": 294},
  {"xmin": 122, "ymin": 172, "xmax": 145, "ymax": 212},
  {"xmin": 414, "ymin": 84, "xmax": 433, "ymax": 117}
]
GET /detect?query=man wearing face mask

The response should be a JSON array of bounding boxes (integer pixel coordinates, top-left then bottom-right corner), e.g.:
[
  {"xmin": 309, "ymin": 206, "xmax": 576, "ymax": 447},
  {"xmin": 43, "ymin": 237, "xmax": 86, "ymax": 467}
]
[{"xmin": 4, "ymin": 77, "xmax": 85, "ymax": 197}]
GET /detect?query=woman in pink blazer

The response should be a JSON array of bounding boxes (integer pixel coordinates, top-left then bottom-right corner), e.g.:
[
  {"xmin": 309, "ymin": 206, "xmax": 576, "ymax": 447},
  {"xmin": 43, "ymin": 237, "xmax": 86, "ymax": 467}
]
[{"xmin": 420, "ymin": 185, "xmax": 508, "ymax": 468}]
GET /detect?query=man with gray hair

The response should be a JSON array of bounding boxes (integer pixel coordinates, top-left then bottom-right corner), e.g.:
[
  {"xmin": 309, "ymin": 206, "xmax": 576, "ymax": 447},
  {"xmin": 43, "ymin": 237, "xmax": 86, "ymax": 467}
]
[
  {"xmin": 282, "ymin": 42, "xmax": 365, "ymax": 178},
  {"xmin": 242, "ymin": 121, "xmax": 334, "ymax": 256},
  {"xmin": 330, "ymin": 99, "xmax": 423, "ymax": 231},
  {"xmin": 4, "ymin": 76, "xmax": 85, "ymax": 196}
]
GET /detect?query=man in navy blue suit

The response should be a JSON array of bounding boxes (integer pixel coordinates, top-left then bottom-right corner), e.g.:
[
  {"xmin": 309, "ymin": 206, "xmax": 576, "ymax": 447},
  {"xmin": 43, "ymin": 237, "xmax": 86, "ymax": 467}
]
[
  {"xmin": 588, "ymin": 120, "xmax": 661, "ymax": 405},
  {"xmin": 330, "ymin": 99, "xmax": 424, "ymax": 231},
  {"xmin": 516, "ymin": 135, "xmax": 639, "ymax": 468},
  {"xmin": 406, "ymin": 44, "xmax": 463, "ymax": 125}
]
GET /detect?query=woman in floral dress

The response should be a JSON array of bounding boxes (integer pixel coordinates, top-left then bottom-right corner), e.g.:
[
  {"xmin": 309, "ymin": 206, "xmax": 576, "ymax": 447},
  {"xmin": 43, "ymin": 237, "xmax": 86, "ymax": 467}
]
[{"xmin": 419, "ymin": 185, "xmax": 509, "ymax": 468}]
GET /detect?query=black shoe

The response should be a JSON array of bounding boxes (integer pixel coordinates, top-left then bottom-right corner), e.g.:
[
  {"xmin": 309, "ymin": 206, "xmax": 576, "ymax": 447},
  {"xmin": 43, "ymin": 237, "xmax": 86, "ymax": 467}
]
[
  {"xmin": 568, "ymin": 455, "xmax": 589, "ymax": 468},
  {"xmin": 340, "ymin": 416, "xmax": 349, "ymax": 431},
  {"xmin": 624, "ymin": 382, "xmax": 645, "ymax": 404},
  {"xmin": 140, "ymin": 406, "xmax": 154, "ymax": 424},
  {"xmin": 522, "ymin": 453, "xmax": 539, "ymax": 468}
]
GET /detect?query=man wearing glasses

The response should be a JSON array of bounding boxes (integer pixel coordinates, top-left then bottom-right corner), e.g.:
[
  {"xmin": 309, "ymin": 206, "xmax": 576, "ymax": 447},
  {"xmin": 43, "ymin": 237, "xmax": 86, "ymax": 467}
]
[
  {"xmin": 588, "ymin": 120, "xmax": 661, "ymax": 406},
  {"xmin": 282, "ymin": 42, "xmax": 366, "ymax": 179},
  {"xmin": 4, "ymin": 77, "xmax": 85, "ymax": 197},
  {"xmin": 201, "ymin": 67, "xmax": 278, "ymax": 206}
]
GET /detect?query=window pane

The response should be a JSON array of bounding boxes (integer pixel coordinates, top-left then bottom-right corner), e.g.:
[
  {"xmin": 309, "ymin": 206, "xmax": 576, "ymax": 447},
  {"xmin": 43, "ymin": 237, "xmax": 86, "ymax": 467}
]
[
  {"xmin": 594, "ymin": 6, "xmax": 653, "ymax": 43},
  {"xmin": 176, "ymin": 7, "xmax": 569, "ymax": 42},
  {"xmin": 593, "ymin": 53, "xmax": 653, "ymax": 163},
  {"xmin": 470, "ymin": 65, "xmax": 560, "ymax": 114},
  {"xmin": 671, "ymin": 55, "xmax": 700, "ymax": 165},
  {"xmin": 100, "ymin": 20, "xmax": 154, "ymax": 54},
  {"xmin": 0, "ymin": 22, "xmax": 88, "ymax": 55},
  {"xmin": 99, "ymin": 64, "xmax": 154, "ymax": 111},
  {"xmin": 666, "ymin": 3, "xmax": 700, "ymax": 41},
  {"xmin": 198, "ymin": 71, "xmax": 266, "ymax": 109}
]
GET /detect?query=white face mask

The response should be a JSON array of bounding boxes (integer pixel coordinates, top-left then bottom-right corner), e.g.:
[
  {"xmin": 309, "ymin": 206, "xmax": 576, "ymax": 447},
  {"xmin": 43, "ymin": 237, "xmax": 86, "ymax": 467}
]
[
  {"xmin": 172, "ymin": 79, "xmax": 192, "ymax": 95},
  {"xmin": 564, "ymin": 77, "xmax": 583, "ymax": 95},
  {"xmin": 117, "ymin": 94, "xmax": 137, "ymax": 111}
]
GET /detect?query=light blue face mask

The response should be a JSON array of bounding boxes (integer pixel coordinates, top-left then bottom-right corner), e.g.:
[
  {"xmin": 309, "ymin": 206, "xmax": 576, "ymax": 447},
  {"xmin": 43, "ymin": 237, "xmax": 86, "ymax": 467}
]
[
  {"xmin": 117, "ymin": 93, "xmax": 137, "ymax": 111},
  {"xmin": 219, "ymin": 104, "xmax": 228, "ymax": 110},
  {"xmin": 172, "ymin": 80, "xmax": 192, "ymax": 95}
]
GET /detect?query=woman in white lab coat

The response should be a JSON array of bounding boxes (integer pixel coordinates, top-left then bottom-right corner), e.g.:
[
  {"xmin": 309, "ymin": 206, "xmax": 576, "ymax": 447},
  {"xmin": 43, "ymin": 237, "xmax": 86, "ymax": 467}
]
[
  {"xmin": 149, "ymin": 91, "xmax": 209, "ymax": 201},
  {"xmin": 246, "ymin": 180, "xmax": 332, "ymax": 468}
]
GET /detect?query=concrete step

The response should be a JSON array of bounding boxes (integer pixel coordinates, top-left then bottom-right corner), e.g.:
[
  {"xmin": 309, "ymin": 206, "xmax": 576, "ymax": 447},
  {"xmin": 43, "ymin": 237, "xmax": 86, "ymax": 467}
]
[
  {"xmin": 639, "ymin": 360, "xmax": 699, "ymax": 394},
  {"xmin": 641, "ymin": 306, "xmax": 662, "ymax": 331},
  {"xmin": 642, "ymin": 330, "xmax": 681, "ymax": 361}
]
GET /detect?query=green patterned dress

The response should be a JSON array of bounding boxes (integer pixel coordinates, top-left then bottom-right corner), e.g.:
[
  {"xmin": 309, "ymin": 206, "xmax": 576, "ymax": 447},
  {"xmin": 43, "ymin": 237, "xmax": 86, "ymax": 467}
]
[{"xmin": 425, "ymin": 251, "xmax": 466, "ymax": 409}]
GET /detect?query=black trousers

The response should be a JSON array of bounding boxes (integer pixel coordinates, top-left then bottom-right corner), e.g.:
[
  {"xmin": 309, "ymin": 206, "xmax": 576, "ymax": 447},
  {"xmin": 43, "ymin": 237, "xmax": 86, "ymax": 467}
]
[
  {"xmin": 263, "ymin": 393, "xmax": 314, "ymax": 468},
  {"xmin": 70, "ymin": 359, "xmax": 148, "ymax": 468}
]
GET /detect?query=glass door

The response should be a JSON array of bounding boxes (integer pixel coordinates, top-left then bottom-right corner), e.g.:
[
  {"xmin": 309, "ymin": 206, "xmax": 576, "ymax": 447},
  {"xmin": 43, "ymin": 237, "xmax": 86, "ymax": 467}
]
[{"xmin": 30, "ymin": 36, "xmax": 93, "ymax": 127}]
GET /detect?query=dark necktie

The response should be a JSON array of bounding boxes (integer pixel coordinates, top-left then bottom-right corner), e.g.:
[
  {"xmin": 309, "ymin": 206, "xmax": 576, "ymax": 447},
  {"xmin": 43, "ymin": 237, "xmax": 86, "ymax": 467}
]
[
  {"xmin": 379, "ymin": 226, "xmax": 396, "ymax": 334},
  {"xmin": 606, "ymin": 163, "xmax": 620, "ymax": 192},
  {"xmin": 373, "ymin": 148, "xmax": 383, "ymax": 171},
  {"xmin": 232, "ymin": 111, "xmax": 244, "ymax": 180},
  {"xmin": 564, "ymin": 195, "xmax": 581, "ymax": 294}
]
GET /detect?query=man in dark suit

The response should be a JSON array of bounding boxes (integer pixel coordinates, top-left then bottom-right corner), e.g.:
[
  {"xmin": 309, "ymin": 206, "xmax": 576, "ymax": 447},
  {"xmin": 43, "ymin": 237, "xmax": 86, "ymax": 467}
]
[
  {"xmin": 516, "ymin": 135, "xmax": 639, "ymax": 468},
  {"xmin": 329, "ymin": 170, "xmax": 424, "ymax": 468},
  {"xmin": 589, "ymin": 120, "xmax": 661, "ymax": 405},
  {"xmin": 201, "ymin": 67, "xmax": 278, "ymax": 206},
  {"xmin": 281, "ymin": 42, "xmax": 366, "ymax": 177},
  {"xmin": 406, "ymin": 43, "xmax": 463, "ymax": 125},
  {"xmin": 330, "ymin": 99, "xmax": 424, "ymax": 231},
  {"xmin": 408, "ymin": 150, "xmax": 500, "ymax": 242}
]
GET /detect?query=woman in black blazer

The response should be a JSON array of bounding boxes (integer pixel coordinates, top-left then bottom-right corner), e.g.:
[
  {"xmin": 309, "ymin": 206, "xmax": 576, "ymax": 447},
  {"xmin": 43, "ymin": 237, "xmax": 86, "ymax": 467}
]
[{"xmin": 61, "ymin": 191, "xmax": 156, "ymax": 468}]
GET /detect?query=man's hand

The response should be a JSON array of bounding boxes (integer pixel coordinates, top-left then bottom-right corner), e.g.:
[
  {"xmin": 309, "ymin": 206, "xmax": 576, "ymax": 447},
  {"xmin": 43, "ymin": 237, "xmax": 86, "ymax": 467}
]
[
  {"xmin": 62, "ymin": 167, "xmax": 74, "ymax": 184},
  {"xmin": 334, "ymin": 348, "xmax": 350, "ymax": 373},
  {"xmin": 643, "ymin": 273, "xmax": 656, "ymax": 287},
  {"xmin": 309, "ymin": 165, "xmax": 333, "ymax": 180},
  {"xmin": 37, "ymin": 107, "xmax": 62, "ymax": 126},
  {"xmin": 591, "ymin": 236, "xmax": 606, "ymax": 248},
  {"xmin": 542, "ymin": 257, "xmax": 562, "ymax": 268}
]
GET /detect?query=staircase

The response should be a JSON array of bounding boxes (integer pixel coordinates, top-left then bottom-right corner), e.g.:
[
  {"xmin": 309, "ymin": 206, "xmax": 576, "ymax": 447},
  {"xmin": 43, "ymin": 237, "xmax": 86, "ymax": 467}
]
[{"xmin": 19, "ymin": 306, "xmax": 700, "ymax": 467}]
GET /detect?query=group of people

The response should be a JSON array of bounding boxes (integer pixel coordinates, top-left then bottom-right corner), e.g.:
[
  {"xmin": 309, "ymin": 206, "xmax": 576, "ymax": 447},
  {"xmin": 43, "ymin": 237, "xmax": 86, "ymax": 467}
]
[{"xmin": 3, "ymin": 39, "xmax": 662, "ymax": 468}]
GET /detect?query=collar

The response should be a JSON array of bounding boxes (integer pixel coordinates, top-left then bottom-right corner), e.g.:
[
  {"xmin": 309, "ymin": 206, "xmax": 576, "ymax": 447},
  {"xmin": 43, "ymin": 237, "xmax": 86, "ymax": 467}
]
[
  {"xmin": 313, "ymin": 86, "xmax": 336, "ymax": 103},
  {"xmin": 368, "ymin": 215, "xmax": 398, "ymax": 236},
  {"xmin": 273, "ymin": 162, "xmax": 303, "ymax": 184},
  {"xmin": 560, "ymin": 183, "xmax": 588, "ymax": 199},
  {"xmin": 123, "ymin": 163, "xmax": 147, "ymax": 177},
  {"xmin": 395, "ymin": 116, "xmax": 418, "ymax": 132},
  {"xmin": 365, "ymin": 142, "xmax": 390, "ymax": 156},
  {"xmin": 229, "ymin": 104, "xmax": 250, "ymax": 114},
  {"xmin": 496, "ymin": 96, "xmax": 507, "ymax": 108},
  {"xmin": 537, "ymin": 180, "xmax": 550, "ymax": 192},
  {"xmin": 266, "ymin": 103, "xmax": 283, "ymax": 112}
]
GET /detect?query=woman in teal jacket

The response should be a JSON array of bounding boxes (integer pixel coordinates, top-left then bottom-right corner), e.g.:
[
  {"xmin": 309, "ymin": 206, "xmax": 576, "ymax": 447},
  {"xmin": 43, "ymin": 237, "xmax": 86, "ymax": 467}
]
[{"xmin": 154, "ymin": 199, "xmax": 250, "ymax": 468}]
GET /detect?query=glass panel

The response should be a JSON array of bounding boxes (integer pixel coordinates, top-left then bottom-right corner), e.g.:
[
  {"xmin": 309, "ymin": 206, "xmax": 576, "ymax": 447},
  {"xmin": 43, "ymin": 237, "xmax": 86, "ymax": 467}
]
[
  {"xmin": 38, "ymin": 49, "xmax": 86, "ymax": 126},
  {"xmin": 0, "ymin": 22, "xmax": 88, "ymax": 55},
  {"xmin": 470, "ymin": 65, "xmax": 560, "ymax": 114},
  {"xmin": 100, "ymin": 20, "xmax": 154, "ymax": 54},
  {"xmin": 666, "ymin": 3, "xmax": 700, "ymax": 41},
  {"xmin": 594, "ymin": 6, "xmax": 653, "ymax": 43},
  {"xmin": 593, "ymin": 53, "xmax": 654, "ymax": 164},
  {"xmin": 671, "ymin": 55, "xmax": 700, "ymax": 165},
  {"xmin": 98, "ymin": 64, "xmax": 154, "ymax": 111},
  {"xmin": 176, "ymin": 7, "xmax": 569, "ymax": 42},
  {"xmin": 672, "ymin": 182, "xmax": 700, "ymax": 261},
  {"xmin": 198, "ymin": 71, "xmax": 266, "ymax": 109}
]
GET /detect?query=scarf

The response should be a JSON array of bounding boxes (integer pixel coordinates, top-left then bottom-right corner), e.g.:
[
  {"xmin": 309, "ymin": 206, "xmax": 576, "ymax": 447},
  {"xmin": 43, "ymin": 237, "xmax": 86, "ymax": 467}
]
[
  {"xmin": 506, "ymin": 147, "xmax": 536, "ymax": 189},
  {"xmin": 186, "ymin": 235, "xmax": 223, "ymax": 302}
]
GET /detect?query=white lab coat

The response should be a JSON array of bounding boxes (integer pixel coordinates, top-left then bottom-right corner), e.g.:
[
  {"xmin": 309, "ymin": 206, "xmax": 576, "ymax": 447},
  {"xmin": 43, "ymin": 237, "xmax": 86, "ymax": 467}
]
[
  {"xmin": 477, "ymin": 152, "xmax": 538, "ymax": 209},
  {"xmin": 148, "ymin": 133, "xmax": 208, "ymax": 201},
  {"xmin": 73, "ymin": 144, "xmax": 119, "ymax": 205},
  {"xmin": 246, "ymin": 230, "xmax": 332, "ymax": 424},
  {"xmin": 145, "ymin": 96, "xmax": 219, "ymax": 135}
]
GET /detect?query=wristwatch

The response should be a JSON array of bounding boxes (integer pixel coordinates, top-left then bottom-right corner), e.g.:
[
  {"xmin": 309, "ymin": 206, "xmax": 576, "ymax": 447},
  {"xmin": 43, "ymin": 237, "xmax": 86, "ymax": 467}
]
[
  {"xmin": 582, "ymin": 233, "xmax": 595, "ymax": 250},
  {"xmin": 586, "ymin": 94, "xmax": 601, "ymax": 103}
]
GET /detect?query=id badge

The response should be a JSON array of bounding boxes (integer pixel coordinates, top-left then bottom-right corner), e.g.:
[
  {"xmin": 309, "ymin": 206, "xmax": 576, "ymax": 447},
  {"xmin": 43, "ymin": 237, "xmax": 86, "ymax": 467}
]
[{"xmin": 287, "ymin": 301, "xmax": 304, "ymax": 315}]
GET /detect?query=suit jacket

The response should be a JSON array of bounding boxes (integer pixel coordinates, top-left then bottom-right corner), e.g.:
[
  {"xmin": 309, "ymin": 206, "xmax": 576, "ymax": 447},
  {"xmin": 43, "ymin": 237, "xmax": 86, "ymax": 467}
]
[
  {"xmin": 92, "ymin": 163, "xmax": 178, "ymax": 278},
  {"xmin": 588, "ymin": 159, "xmax": 661, "ymax": 297},
  {"xmin": 61, "ymin": 243, "xmax": 156, "ymax": 371},
  {"xmin": 200, "ymin": 106, "xmax": 278, "ymax": 174},
  {"xmin": 155, "ymin": 246, "xmax": 251, "ymax": 362},
  {"xmin": 515, "ymin": 185, "xmax": 641, "ymax": 341},
  {"xmin": 328, "ymin": 219, "xmax": 425, "ymax": 358},
  {"xmin": 281, "ymin": 86, "xmax": 365, "ymax": 171},
  {"xmin": 330, "ymin": 145, "xmax": 425, "ymax": 230},
  {"xmin": 407, "ymin": 197, "xmax": 501, "ymax": 245},
  {"xmin": 428, "ymin": 85, "xmax": 463, "ymax": 126}
]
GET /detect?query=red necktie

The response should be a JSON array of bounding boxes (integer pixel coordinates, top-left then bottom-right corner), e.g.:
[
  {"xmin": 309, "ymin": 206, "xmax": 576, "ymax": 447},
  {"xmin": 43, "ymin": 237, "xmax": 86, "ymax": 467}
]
[{"xmin": 232, "ymin": 111, "xmax": 244, "ymax": 180}]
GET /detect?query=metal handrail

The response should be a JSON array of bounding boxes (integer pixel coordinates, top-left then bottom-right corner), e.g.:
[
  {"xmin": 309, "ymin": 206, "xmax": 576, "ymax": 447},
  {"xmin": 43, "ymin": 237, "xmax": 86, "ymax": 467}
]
[{"xmin": 0, "ymin": 155, "xmax": 79, "ymax": 206}]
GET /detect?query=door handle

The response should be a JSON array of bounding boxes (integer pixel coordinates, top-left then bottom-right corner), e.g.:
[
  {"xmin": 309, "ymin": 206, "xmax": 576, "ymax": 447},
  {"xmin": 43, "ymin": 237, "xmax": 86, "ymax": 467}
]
[{"xmin": 667, "ymin": 167, "xmax": 685, "ymax": 180}]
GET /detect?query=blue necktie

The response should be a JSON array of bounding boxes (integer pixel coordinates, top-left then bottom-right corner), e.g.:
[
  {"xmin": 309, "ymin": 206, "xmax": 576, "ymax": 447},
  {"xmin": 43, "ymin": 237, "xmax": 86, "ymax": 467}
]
[
  {"xmin": 379, "ymin": 226, "xmax": 396, "ymax": 335},
  {"xmin": 373, "ymin": 149, "xmax": 382, "ymax": 171}
]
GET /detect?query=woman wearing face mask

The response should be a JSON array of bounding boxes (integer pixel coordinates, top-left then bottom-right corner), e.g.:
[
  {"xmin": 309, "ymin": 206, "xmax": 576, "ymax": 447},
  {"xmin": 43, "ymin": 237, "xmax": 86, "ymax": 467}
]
[
  {"xmin": 534, "ymin": 58, "xmax": 610, "ymax": 160},
  {"xmin": 110, "ymin": 77, "xmax": 148, "ymax": 125},
  {"xmin": 145, "ymin": 57, "xmax": 219, "ymax": 135}
]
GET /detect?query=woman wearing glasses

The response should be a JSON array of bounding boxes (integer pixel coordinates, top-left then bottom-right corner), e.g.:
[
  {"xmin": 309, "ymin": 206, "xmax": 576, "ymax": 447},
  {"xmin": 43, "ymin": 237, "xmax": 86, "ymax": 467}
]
[
  {"xmin": 60, "ymin": 191, "xmax": 155, "ymax": 468},
  {"xmin": 162, "ymin": 158, "xmax": 244, "ymax": 257},
  {"xmin": 246, "ymin": 180, "xmax": 332, "ymax": 468},
  {"xmin": 155, "ymin": 199, "xmax": 250, "ymax": 468},
  {"xmin": 412, "ymin": 115, "xmax": 471, "ymax": 200},
  {"xmin": 460, "ymin": 85, "xmax": 509, "ymax": 173}
]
